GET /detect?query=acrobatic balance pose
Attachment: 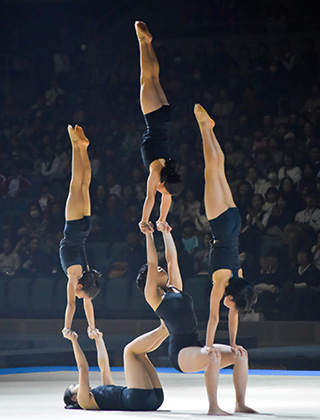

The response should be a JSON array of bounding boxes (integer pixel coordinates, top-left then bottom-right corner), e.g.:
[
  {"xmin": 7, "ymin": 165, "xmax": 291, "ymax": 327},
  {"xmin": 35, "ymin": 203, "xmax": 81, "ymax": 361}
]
[
  {"xmin": 59, "ymin": 125, "xmax": 101, "ymax": 339},
  {"xmin": 135, "ymin": 21, "xmax": 183, "ymax": 235},
  {"xmin": 194, "ymin": 104, "xmax": 257, "ymax": 354},
  {"xmin": 136, "ymin": 222, "xmax": 256, "ymax": 415},
  {"xmin": 63, "ymin": 325, "xmax": 167, "ymax": 411}
]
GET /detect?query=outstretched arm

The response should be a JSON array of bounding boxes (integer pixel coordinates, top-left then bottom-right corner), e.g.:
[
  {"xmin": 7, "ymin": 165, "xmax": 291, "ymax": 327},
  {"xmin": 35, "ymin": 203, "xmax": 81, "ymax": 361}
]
[
  {"xmin": 64, "ymin": 330, "xmax": 98, "ymax": 410},
  {"xmin": 140, "ymin": 172, "xmax": 159, "ymax": 233},
  {"xmin": 158, "ymin": 193, "xmax": 172, "ymax": 226},
  {"xmin": 89, "ymin": 329, "xmax": 114, "ymax": 385},
  {"xmin": 63, "ymin": 274, "xmax": 78, "ymax": 332},
  {"xmin": 83, "ymin": 299, "xmax": 95, "ymax": 332},
  {"xmin": 205, "ymin": 278, "xmax": 226, "ymax": 347},
  {"xmin": 144, "ymin": 229, "xmax": 162, "ymax": 309},
  {"xmin": 160, "ymin": 226, "xmax": 182, "ymax": 290}
]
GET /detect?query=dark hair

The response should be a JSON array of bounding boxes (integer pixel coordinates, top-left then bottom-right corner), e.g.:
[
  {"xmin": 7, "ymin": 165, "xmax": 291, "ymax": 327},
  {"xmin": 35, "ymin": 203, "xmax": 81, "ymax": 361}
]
[
  {"xmin": 63, "ymin": 385, "xmax": 81, "ymax": 409},
  {"xmin": 225, "ymin": 277, "xmax": 258, "ymax": 313},
  {"xmin": 78, "ymin": 269, "xmax": 101, "ymax": 299},
  {"xmin": 136, "ymin": 263, "xmax": 148, "ymax": 294},
  {"xmin": 161, "ymin": 159, "xmax": 184, "ymax": 196}
]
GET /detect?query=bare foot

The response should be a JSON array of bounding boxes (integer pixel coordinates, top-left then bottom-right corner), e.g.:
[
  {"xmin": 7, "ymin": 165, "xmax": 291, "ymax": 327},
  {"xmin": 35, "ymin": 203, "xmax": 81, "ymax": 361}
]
[
  {"xmin": 235, "ymin": 403, "xmax": 258, "ymax": 414},
  {"xmin": 135, "ymin": 20, "xmax": 152, "ymax": 42},
  {"xmin": 68, "ymin": 124, "xmax": 89, "ymax": 148},
  {"xmin": 194, "ymin": 103, "xmax": 215, "ymax": 128},
  {"xmin": 208, "ymin": 406, "xmax": 230, "ymax": 416}
]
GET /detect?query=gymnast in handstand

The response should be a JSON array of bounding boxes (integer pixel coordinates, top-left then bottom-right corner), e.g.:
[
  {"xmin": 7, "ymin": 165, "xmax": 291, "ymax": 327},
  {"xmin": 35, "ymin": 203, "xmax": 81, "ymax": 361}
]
[
  {"xmin": 194, "ymin": 104, "xmax": 257, "ymax": 354},
  {"xmin": 63, "ymin": 326, "xmax": 167, "ymax": 411},
  {"xmin": 135, "ymin": 21, "xmax": 183, "ymax": 234},
  {"xmin": 59, "ymin": 125, "xmax": 101, "ymax": 339}
]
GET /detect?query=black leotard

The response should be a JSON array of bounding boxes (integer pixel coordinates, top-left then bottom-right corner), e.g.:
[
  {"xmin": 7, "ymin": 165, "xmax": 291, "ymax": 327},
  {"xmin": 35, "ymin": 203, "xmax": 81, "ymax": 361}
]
[
  {"xmin": 90, "ymin": 385, "xmax": 163, "ymax": 411},
  {"xmin": 59, "ymin": 216, "xmax": 91, "ymax": 275},
  {"xmin": 155, "ymin": 288, "xmax": 203, "ymax": 372},
  {"xmin": 141, "ymin": 105, "xmax": 171, "ymax": 170},
  {"xmin": 208, "ymin": 207, "xmax": 241, "ymax": 279}
]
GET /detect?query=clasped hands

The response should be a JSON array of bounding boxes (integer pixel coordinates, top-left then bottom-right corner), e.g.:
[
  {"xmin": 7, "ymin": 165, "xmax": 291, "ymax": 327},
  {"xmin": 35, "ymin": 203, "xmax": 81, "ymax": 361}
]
[
  {"xmin": 139, "ymin": 219, "xmax": 172, "ymax": 234},
  {"xmin": 62, "ymin": 326, "xmax": 103, "ymax": 341}
]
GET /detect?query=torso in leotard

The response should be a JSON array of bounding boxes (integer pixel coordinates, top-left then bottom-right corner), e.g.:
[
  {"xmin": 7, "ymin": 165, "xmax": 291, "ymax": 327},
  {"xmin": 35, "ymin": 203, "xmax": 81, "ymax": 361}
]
[
  {"xmin": 59, "ymin": 216, "xmax": 91, "ymax": 275},
  {"xmin": 208, "ymin": 207, "xmax": 241, "ymax": 278},
  {"xmin": 90, "ymin": 385, "xmax": 163, "ymax": 411},
  {"xmin": 141, "ymin": 105, "xmax": 171, "ymax": 170},
  {"xmin": 155, "ymin": 288, "xmax": 203, "ymax": 372}
]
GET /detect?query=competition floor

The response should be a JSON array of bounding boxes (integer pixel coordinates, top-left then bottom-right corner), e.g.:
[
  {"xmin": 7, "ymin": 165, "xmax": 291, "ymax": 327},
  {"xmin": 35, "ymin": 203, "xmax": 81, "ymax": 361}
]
[{"xmin": 1, "ymin": 368, "xmax": 320, "ymax": 420}]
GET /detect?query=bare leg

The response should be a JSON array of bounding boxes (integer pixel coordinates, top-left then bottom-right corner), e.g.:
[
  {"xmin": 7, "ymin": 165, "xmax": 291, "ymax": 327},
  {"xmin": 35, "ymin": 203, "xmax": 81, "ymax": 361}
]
[
  {"xmin": 215, "ymin": 344, "xmax": 258, "ymax": 414},
  {"xmin": 194, "ymin": 104, "xmax": 235, "ymax": 220},
  {"xmin": 65, "ymin": 125, "xmax": 85, "ymax": 221},
  {"xmin": 178, "ymin": 347, "xmax": 228, "ymax": 415},
  {"xmin": 135, "ymin": 21, "xmax": 169, "ymax": 115},
  {"xmin": 123, "ymin": 323, "xmax": 168, "ymax": 389},
  {"xmin": 77, "ymin": 126, "xmax": 91, "ymax": 217}
]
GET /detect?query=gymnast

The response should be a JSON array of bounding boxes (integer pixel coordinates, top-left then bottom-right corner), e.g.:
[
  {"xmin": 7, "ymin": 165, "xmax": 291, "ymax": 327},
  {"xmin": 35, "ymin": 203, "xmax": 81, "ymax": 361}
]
[
  {"xmin": 63, "ymin": 326, "xmax": 167, "ymax": 411},
  {"xmin": 135, "ymin": 21, "xmax": 183, "ymax": 235},
  {"xmin": 136, "ymin": 222, "xmax": 256, "ymax": 415},
  {"xmin": 59, "ymin": 125, "xmax": 101, "ymax": 339},
  {"xmin": 194, "ymin": 104, "xmax": 257, "ymax": 354}
]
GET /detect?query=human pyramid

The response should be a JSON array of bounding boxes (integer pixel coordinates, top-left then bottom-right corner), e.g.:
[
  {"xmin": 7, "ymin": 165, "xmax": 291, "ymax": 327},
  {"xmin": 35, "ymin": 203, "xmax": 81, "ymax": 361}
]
[{"xmin": 60, "ymin": 21, "xmax": 258, "ymax": 415}]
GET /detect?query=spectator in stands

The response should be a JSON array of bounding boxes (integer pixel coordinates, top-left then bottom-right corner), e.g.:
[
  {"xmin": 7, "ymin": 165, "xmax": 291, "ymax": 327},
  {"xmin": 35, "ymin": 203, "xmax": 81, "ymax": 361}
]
[
  {"xmin": 284, "ymin": 192, "xmax": 320, "ymax": 264},
  {"xmin": 194, "ymin": 232, "xmax": 211, "ymax": 275},
  {"xmin": 281, "ymin": 248, "xmax": 320, "ymax": 320},
  {"xmin": 279, "ymin": 176, "xmax": 304, "ymax": 215},
  {"xmin": 0, "ymin": 238, "xmax": 20, "ymax": 278},
  {"xmin": 181, "ymin": 220, "xmax": 199, "ymax": 255},
  {"xmin": 38, "ymin": 182, "xmax": 54, "ymax": 219},
  {"xmin": 18, "ymin": 203, "xmax": 48, "ymax": 239},
  {"xmin": 255, "ymin": 248, "xmax": 289, "ymax": 320},
  {"xmin": 246, "ymin": 165, "xmax": 269, "ymax": 197},
  {"xmin": 2, "ymin": 164, "xmax": 31, "ymax": 200},
  {"xmin": 278, "ymin": 152, "xmax": 302, "ymax": 185},
  {"xmin": 17, "ymin": 236, "xmax": 44, "ymax": 279}
]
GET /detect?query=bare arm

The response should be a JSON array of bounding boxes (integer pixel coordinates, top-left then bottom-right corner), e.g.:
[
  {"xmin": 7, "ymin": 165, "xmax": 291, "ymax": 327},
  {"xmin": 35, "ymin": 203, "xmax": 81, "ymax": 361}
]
[
  {"xmin": 161, "ymin": 228, "xmax": 183, "ymax": 290},
  {"xmin": 144, "ymin": 231, "xmax": 162, "ymax": 309},
  {"xmin": 205, "ymin": 277, "xmax": 226, "ymax": 347},
  {"xmin": 83, "ymin": 298, "xmax": 95, "ymax": 330},
  {"xmin": 63, "ymin": 275, "xmax": 78, "ymax": 331},
  {"xmin": 158, "ymin": 193, "xmax": 172, "ymax": 223},
  {"xmin": 140, "ymin": 171, "xmax": 159, "ymax": 226},
  {"xmin": 228, "ymin": 308, "xmax": 239, "ymax": 347},
  {"xmin": 65, "ymin": 330, "xmax": 98, "ymax": 410},
  {"xmin": 90, "ymin": 329, "xmax": 114, "ymax": 385}
]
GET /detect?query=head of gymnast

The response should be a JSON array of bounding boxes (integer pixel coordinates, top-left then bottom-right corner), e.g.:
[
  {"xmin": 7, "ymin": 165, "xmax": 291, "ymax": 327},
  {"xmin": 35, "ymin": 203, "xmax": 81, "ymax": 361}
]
[{"xmin": 63, "ymin": 325, "xmax": 167, "ymax": 411}]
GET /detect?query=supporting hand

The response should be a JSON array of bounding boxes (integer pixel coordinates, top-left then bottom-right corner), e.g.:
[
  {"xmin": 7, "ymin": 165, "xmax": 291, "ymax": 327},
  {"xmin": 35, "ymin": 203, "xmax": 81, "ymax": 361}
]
[
  {"xmin": 139, "ymin": 220, "xmax": 154, "ymax": 234},
  {"xmin": 63, "ymin": 328, "xmax": 78, "ymax": 342}
]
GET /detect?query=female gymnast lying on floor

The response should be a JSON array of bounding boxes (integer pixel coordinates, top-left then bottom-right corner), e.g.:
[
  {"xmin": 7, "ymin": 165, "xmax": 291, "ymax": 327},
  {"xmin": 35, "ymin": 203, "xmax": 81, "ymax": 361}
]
[{"xmin": 63, "ymin": 325, "xmax": 167, "ymax": 411}]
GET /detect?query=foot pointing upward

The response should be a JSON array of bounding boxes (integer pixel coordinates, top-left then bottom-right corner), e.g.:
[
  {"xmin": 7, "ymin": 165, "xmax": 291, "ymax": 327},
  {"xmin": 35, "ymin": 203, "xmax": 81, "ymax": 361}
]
[
  {"xmin": 135, "ymin": 21, "xmax": 153, "ymax": 42},
  {"xmin": 194, "ymin": 104, "xmax": 215, "ymax": 129}
]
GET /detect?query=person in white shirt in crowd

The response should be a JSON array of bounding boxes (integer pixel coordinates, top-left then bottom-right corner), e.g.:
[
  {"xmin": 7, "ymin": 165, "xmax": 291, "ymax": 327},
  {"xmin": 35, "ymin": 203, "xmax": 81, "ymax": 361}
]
[
  {"xmin": 278, "ymin": 152, "xmax": 302, "ymax": 185},
  {"xmin": 284, "ymin": 192, "xmax": 320, "ymax": 264},
  {"xmin": 245, "ymin": 165, "xmax": 269, "ymax": 197},
  {"xmin": 0, "ymin": 238, "xmax": 20, "ymax": 277}
]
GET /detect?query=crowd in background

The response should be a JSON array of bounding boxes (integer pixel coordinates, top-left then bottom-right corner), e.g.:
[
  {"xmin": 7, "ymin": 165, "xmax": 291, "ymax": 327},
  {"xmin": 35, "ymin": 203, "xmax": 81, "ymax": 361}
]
[{"xmin": 1, "ymin": 0, "xmax": 320, "ymax": 321}]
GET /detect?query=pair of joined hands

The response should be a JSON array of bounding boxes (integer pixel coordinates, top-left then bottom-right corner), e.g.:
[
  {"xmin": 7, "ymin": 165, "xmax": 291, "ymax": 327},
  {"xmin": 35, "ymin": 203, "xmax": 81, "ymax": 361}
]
[
  {"xmin": 139, "ymin": 219, "xmax": 172, "ymax": 234},
  {"xmin": 204, "ymin": 344, "xmax": 247, "ymax": 359},
  {"xmin": 62, "ymin": 327, "xmax": 103, "ymax": 341}
]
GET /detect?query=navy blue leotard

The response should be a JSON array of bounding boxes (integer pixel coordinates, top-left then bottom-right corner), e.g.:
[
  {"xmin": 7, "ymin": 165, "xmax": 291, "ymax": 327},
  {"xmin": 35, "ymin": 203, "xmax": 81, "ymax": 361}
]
[
  {"xmin": 155, "ymin": 288, "xmax": 203, "ymax": 372},
  {"xmin": 90, "ymin": 385, "xmax": 163, "ymax": 411},
  {"xmin": 141, "ymin": 105, "xmax": 171, "ymax": 170},
  {"xmin": 208, "ymin": 207, "xmax": 241, "ymax": 279},
  {"xmin": 59, "ymin": 216, "xmax": 91, "ymax": 275}
]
